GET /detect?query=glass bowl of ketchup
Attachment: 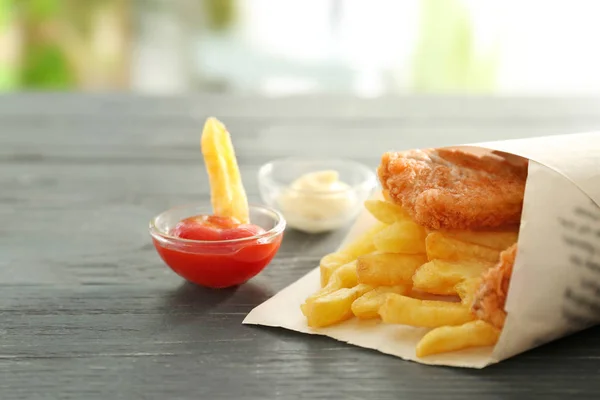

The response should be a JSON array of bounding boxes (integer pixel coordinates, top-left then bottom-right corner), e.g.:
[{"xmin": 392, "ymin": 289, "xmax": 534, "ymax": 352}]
[{"xmin": 149, "ymin": 204, "xmax": 286, "ymax": 289}]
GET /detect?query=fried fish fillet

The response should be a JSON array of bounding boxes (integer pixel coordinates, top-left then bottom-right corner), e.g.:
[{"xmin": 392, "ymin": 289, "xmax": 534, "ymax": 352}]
[
  {"xmin": 471, "ymin": 243, "xmax": 517, "ymax": 329},
  {"xmin": 378, "ymin": 148, "xmax": 528, "ymax": 230}
]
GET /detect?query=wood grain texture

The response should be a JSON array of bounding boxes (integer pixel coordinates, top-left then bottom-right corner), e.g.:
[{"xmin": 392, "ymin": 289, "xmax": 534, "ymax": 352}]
[{"xmin": 2, "ymin": 94, "xmax": 600, "ymax": 400}]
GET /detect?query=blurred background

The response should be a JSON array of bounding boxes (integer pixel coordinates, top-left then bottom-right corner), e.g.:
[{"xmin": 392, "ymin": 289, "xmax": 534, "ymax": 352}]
[{"xmin": 2, "ymin": 0, "xmax": 599, "ymax": 96}]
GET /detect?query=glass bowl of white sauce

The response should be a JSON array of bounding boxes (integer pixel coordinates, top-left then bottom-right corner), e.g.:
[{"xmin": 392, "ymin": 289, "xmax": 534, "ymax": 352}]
[{"xmin": 258, "ymin": 158, "xmax": 378, "ymax": 233}]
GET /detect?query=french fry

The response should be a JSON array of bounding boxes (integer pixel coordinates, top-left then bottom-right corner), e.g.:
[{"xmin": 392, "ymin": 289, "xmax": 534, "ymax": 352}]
[
  {"xmin": 441, "ymin": 229, "xmax": 518, "ymax": 251},
  {"xmin": 303, "ymin": 284, "xmax": 373, "ymax": 327},
  {"xmin": 364, "ymin": 199, "xmax": 410, "ymax": 224},
  {"xmin": 302, "ymin": 261, "xmax": 359, "ymax": 314},
  {"xmin": 339, "ymin": 222, "xmax": 387, "ymax": 259},
  {"xmin": 416, "ymin": 320, "xmax": 500, "ymax": 357},
  {"xmin": 201, "ymin": 117, "xmax": 249, "ymax": 223},
  {"xmin": 374, "ymin": 221, "xmax": 427, "ymax": 254},
  {"xmin": 319, "ymin": 261, "xmax": 358, "ymax": 294},
  {"xmin": 379, "ymin": 294, "xmax": 475, "ymax": 328},
  {"xmin": 319, "ymin": 222, "xmax": 386, "ymax": 287},
  {"xmin": 412, "ymin": 259, "xmax": 492, "ymax": 295},
  {"xmin": 425, "ymin": 232, "xmax": 500, "ymax": 263},
  {"xmin": 351, "ymin": 285, "xmax": 410, "ymax": 319},
  {"xmin": 357, "ymin": 253, "xmax": 428, "ymax": 286},
  {"xmin": 320, "ymin": 253, "xmax": 354, "ymax": 287},
  {"xmin": 455, "ymin": 277, "xmax": 483, "ymax": 306}
]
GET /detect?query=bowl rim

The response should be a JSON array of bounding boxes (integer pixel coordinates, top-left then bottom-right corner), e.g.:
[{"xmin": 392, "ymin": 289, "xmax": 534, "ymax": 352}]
[
  {"xmin": 149, "ymin": 203, "xmax": 286, "ymax": 245},
  {"xmin": 258, "ymin": 156, "xmax": 378, "ymax": 195}
]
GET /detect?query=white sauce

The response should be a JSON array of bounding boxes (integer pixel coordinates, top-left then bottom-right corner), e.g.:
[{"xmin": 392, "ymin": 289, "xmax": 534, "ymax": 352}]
[{"xmin": 277, "ymin": 170, "xmax": 357, "ymax": 233}]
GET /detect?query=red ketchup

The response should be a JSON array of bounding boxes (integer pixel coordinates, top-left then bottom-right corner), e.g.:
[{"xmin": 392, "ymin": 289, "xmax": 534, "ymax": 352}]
[{"xmin": 153, "ymin": 215, "xmax": 281, "ymax": 288}]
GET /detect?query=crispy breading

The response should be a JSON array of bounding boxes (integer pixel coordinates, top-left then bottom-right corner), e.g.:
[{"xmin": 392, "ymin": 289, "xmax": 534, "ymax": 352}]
[
  {"xmin": 471, "ymin": 244, "xmax": 517, "ymax": 329},
  {"xmin": 377, "ymin": 148, "xmax": 527, "ymax": 230}
]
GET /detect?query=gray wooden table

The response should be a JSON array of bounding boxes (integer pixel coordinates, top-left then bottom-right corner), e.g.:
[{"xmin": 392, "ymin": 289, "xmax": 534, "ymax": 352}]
[{"xmin": 3, "ymin": 94, "xmax": 600, "ymax": 400}]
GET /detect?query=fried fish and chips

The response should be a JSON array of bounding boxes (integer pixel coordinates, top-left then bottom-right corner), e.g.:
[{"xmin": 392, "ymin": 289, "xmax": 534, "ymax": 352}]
[{"xmin": 301, "ymin": 147, "xmax": 525, "ymax": 358}]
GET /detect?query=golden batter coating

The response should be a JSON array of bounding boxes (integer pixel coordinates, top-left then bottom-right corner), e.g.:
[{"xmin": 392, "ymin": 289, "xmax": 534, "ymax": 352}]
[
  {"xmin": 471, "ymin": 243, "xmax": 517, "ymax": 329},
  {"xmin": 377, "ymin": 148, "xmax": 527, "ymax": 230}
]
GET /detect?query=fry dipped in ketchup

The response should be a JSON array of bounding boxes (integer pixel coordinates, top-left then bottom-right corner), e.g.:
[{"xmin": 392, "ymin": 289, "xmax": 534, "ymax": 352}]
[
  {"xmin": 170, "ymin": 118, "xmax": 264, "ymax": 240},
  {"xmin": 151, "ymin": 117, "xmax": 283, "ymax": 288}
]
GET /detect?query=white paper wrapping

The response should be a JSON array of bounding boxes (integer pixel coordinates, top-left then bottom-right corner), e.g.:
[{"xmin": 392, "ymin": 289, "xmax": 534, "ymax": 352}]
[{"xmin": 243, "ymin": 132, "xmax": 600, "ymax": 368}]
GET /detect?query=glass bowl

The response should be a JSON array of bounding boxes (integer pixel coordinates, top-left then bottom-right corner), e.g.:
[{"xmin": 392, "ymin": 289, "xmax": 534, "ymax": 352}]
[
  {"xmin": 258, "ymin": 157, "xmax": 377, "ymax": 233},
  {"xmin": 149, "ymin": 204, "xmax": 285, "ymax": 288}
]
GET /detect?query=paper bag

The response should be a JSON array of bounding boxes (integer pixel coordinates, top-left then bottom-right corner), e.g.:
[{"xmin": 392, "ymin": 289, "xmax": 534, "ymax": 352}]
[{"xmin": 243, "ymin": 132, "xmax": 600, "ymax": 368}]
